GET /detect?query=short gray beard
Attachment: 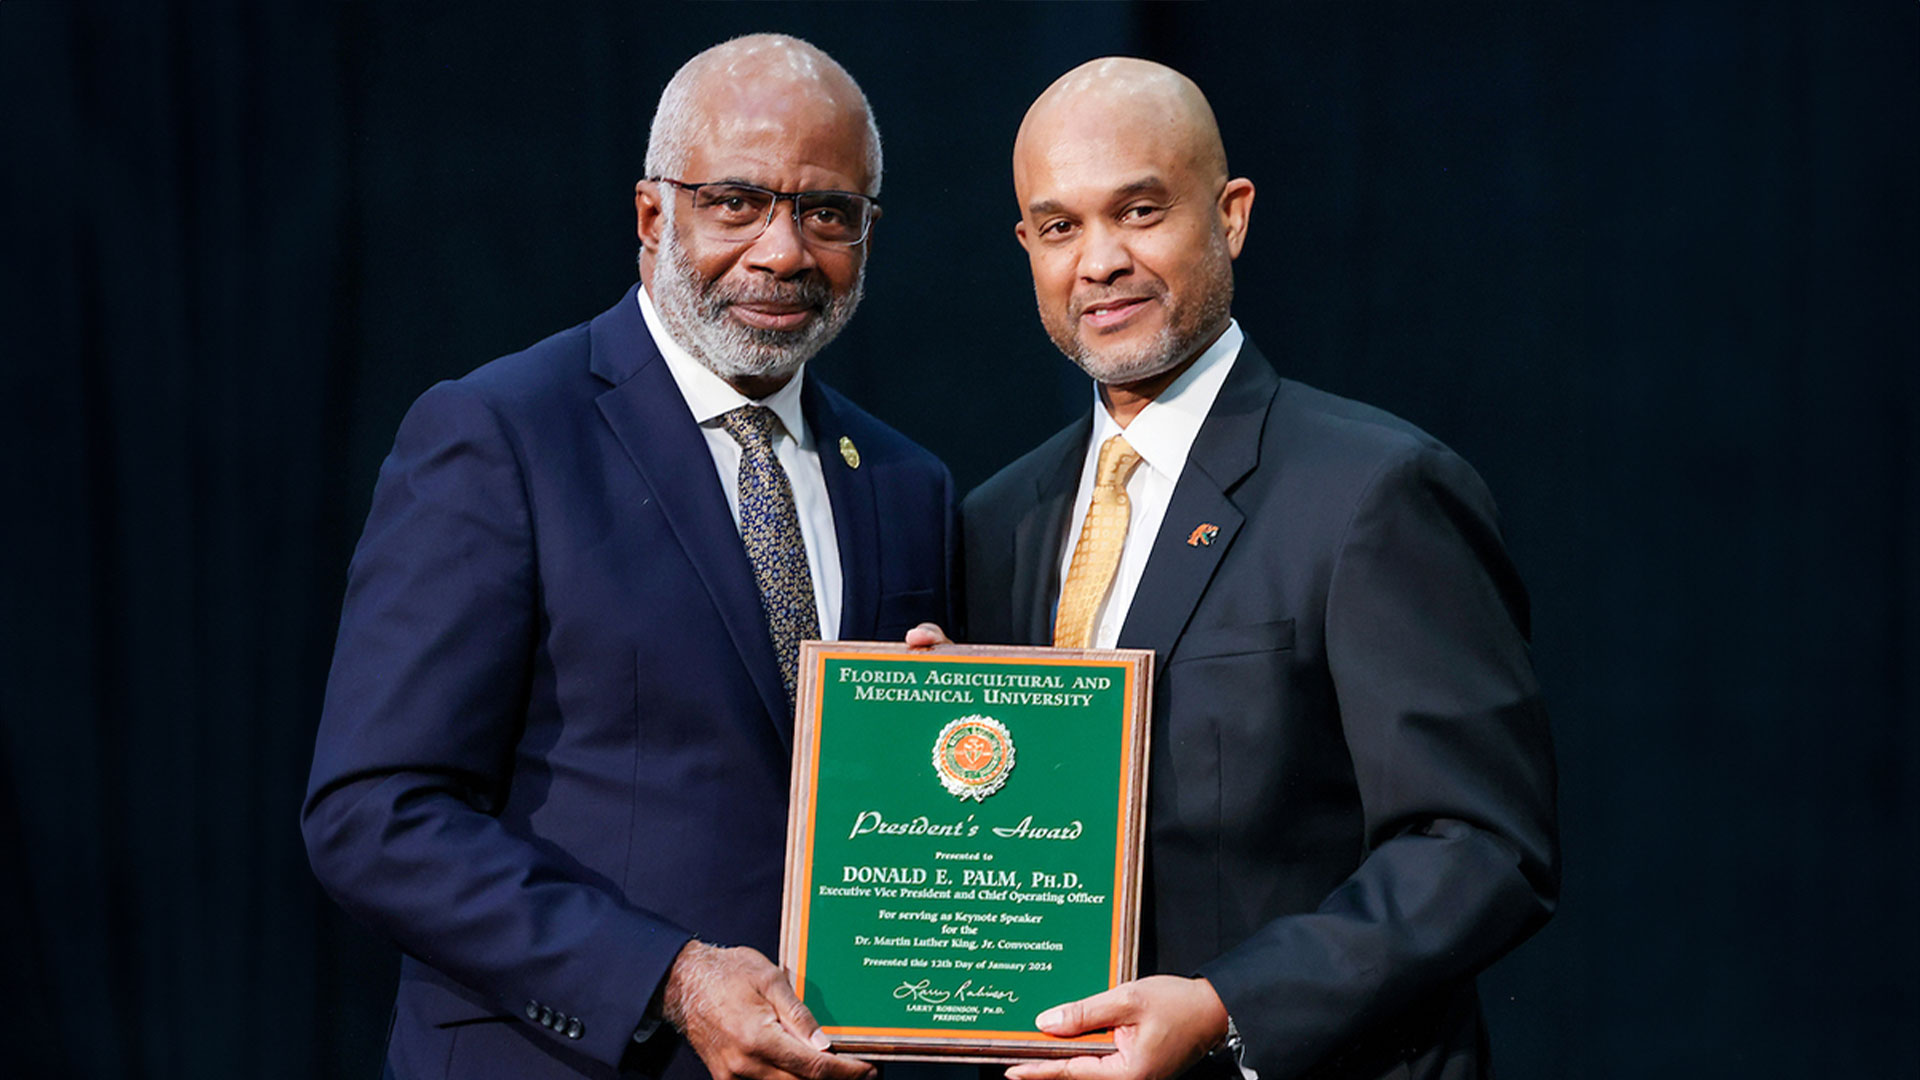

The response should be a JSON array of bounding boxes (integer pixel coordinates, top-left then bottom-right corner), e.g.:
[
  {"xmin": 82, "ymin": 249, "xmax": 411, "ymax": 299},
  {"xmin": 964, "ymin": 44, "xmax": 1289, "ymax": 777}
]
[
  {"xmin": 650, "ymin": 206, "xmax": 865, "ymax": 384},
  {"xmin": 1046, "ymin": 229, "xmax": 1234, "ymax": 386}
]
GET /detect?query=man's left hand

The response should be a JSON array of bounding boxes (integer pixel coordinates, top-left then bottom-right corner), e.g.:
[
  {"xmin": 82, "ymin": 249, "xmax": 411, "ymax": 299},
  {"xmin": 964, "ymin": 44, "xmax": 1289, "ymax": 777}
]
[
  {"xmin": 1003, "ymin": 975, "xmax": 1230, "ymax": 1080},
  {"xmin": 905, "ymin": 622, "xmax": 952, "ymax": 648}
]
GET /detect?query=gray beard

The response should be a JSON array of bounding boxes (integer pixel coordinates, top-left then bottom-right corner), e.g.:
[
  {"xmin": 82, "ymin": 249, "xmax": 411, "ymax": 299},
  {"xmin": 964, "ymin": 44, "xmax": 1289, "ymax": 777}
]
[{"xmin": 650, "ymin": 215, "xmax": 865, "ymax": 384}]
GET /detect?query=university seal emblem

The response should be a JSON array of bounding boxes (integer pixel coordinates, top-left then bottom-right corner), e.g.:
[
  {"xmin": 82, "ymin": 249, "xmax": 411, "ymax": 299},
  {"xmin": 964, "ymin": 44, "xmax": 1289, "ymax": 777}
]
[{"xmin": 932, "ymin": 715, "xmax": 1016, "ymax": 801}]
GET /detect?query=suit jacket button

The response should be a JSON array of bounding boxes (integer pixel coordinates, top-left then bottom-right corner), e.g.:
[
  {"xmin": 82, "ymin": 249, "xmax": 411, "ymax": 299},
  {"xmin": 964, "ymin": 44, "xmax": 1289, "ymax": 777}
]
[
  {"xmin": 567, "ymin": 1017, "xmax": 584, "ymax": 1039},
  {"xmin": 540, "ymin": 1006, "xmax": 556, "ymax": 1027},
  {"xmin": 525, "ymin": 1001, "xmax": 541, "ymax": 1021}
]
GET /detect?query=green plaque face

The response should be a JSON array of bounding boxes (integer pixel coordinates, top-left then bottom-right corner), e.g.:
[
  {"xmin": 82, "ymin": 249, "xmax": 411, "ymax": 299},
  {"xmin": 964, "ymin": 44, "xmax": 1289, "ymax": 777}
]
[{"xmin": 782, "ymin": 642, "xmax": 1152, "ymax": 1062}]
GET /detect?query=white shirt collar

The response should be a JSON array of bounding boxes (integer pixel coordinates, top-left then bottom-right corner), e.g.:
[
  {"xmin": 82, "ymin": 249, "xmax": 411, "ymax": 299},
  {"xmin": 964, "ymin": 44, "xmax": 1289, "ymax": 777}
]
[
  {"xmin": 637, "ymin": 284, "xmax": 811, "ymax": 446},
  {"xmin": 1089, "ymin": 319, "xmax": 1243, "ymax": 478}
]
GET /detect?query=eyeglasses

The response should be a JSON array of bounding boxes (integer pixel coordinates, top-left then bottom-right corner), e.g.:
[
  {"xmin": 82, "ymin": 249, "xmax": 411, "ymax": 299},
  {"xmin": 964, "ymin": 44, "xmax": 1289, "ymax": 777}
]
[{"xmin": 650, "ymin": 178, "xmax": 880, "ymax": 246}]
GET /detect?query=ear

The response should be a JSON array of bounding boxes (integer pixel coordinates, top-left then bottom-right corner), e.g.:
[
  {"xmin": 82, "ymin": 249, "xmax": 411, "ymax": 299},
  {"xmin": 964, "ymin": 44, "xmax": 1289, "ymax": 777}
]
[
  {"xmin": 635, "ymin": 180, "xmax": 666, "ymax": 253},
  {"xmin": 1014, "ymin": 218, "xmax": 1033, "ymax": 255},
  {"xmin": 1217, "ymin": 178, "xmax": 1255, "ymax": 259}
]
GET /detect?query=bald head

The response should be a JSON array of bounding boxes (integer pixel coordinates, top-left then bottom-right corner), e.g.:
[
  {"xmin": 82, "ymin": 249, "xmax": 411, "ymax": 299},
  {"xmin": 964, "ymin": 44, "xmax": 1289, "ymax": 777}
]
[
  {"xmin": 647, "ymin": 34, "xmax": 883, "ymax": 195},
  {"xmin": 1015, "ymin": 57, "xmax": 1227, "ymax": 199},
  {"xmin": 1010, "ymin": 57, "xmax": 1253, "ymax": 404}
]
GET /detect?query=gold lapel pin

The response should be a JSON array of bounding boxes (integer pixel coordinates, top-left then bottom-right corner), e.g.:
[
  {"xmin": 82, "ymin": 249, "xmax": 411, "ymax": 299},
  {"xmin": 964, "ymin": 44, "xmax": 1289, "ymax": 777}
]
[
  {"xmin": 1186, "ymin": 523, "xmax": 1220, "ymax": 547},
  {"xmin": 838, "ymin": 436, "xmax": 861, "ymax": 469}
]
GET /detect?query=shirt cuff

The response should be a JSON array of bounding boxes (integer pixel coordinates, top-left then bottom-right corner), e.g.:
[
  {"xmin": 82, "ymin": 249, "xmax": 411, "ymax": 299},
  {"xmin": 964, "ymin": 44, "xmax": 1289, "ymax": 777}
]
[{"xmin": 1223, "ymin": 1014, "xmax": 1257, "ymax": 1080}]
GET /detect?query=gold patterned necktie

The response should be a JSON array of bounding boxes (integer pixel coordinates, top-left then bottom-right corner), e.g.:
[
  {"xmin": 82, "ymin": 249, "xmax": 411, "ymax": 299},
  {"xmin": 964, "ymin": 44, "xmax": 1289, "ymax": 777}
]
[
  {"xmin": 721, "ymin": 406, "xmax": 821, "ymax": 704},
  {"xmin": 1053, "ymin": 435, "xmax": 1144, "ymax": 649}
]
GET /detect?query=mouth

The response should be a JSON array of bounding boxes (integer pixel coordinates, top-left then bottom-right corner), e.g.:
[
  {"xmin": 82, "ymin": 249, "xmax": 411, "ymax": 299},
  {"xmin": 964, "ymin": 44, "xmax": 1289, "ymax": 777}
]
[
  {"xmin": 1077, "ymin": 294, "xmax": 1156, "ymax": 331},
  {"xmin": 727, "ymin": 302, "xmax": 818, "ymax": 332}
]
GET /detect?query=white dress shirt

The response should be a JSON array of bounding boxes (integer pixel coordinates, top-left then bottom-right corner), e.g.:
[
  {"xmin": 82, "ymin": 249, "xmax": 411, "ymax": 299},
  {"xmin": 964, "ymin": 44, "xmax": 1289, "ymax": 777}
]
[
  {"xmin": 1055, "ymin": 320, "xmax": 1244, "ymax": 649},
  {"xmin": 638, "ymin": 286, "xmax": 843, "ymax": 639}
]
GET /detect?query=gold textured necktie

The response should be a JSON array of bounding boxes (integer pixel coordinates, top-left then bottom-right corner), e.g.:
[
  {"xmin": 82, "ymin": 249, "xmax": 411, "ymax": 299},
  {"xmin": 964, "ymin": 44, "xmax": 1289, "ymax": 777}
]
[{"xmin": 1053, "ymin": 435, "xmax": 1144, "ymax": 648}]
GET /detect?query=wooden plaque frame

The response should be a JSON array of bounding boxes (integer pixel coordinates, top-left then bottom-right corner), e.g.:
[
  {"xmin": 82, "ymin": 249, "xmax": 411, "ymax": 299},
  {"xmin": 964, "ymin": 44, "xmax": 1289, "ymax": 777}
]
[{"xmin": 780, "ymin": 641, "xmax": 1153, "ymax": 1063}]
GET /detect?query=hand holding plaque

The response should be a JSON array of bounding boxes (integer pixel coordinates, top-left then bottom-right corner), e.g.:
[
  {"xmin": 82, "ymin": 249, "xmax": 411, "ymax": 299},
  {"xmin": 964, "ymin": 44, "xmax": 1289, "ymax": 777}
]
[
  {"xmin": 781, "ymin": 641, "xmax": 1153, "ymax": 1062},
  {"xmin": 1005, "ymin": 975, "xmax": 1229, "ymax": 1080},
  {"xmin": 664, "ymin": 941, "xmax": 876, "ymax": 1080}
]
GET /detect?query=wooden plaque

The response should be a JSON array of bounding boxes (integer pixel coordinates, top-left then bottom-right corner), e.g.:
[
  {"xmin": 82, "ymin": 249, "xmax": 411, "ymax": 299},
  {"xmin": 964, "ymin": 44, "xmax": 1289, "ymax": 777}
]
[{"xmin": 780, "ymin": 641, "xmax": 1153, "ymax": 1063}]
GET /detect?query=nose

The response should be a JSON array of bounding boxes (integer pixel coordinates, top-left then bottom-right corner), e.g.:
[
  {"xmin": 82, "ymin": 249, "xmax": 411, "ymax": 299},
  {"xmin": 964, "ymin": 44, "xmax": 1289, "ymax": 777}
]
[
  {"xmin": 1076, "ymin": 222, "xmax": 1133, "ymax": 286},
  {"xmin": 743, "ymin": 197, "xmax": 818, "ymax": 278}
]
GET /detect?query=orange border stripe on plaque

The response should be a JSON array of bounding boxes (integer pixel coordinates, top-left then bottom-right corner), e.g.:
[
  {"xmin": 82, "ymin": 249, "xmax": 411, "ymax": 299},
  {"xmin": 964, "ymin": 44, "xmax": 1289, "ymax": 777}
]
[
  {"xmin": 791, "ymin": 651, "xmax": 831, "ymax": 995},
  {"xmin": 1109, "ymin": 663, "xmax": 1134, "ymax": 986}
]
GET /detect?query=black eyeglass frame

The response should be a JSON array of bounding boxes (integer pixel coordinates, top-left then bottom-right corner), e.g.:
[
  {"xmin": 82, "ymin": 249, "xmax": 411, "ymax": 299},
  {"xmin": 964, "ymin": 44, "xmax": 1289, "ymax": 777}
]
[{"xmin": 647, "ymin": 177, "xmax": 882, "ymax": 246}]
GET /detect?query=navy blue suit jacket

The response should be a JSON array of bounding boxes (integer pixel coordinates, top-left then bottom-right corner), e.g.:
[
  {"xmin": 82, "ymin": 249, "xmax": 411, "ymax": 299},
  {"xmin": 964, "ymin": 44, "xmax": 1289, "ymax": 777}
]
[
  {"xmin": 304, "ymin": 286, "xmax": 953, "ymax": 1078},
  {"xmin": 961, "ymin": 341, "xmax": 1556, "ymax": 1080}
]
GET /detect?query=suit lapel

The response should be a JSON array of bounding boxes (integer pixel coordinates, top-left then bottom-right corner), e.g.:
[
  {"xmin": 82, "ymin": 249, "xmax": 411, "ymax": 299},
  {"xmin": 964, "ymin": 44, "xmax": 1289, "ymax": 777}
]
[
  {"xmin": 803, "ymin": 382, "xmax": 879, "ymax": 641},
  {"xmin": 1011, "ymin": 415, "xmax": 1093, "ymax": 646},
  {"xmin": 589, "ymin": 288, "xmax": 792, "ymax": 734},
  {"xmin": 1117, "ymin": 341, "xmax": 1281, "ymax": 658}
]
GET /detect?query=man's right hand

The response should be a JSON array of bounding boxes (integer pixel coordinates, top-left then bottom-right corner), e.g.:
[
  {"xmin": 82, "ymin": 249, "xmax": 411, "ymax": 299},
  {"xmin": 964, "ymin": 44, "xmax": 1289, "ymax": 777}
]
[{"xmin": 663, "ymin": 940, "xmax": 876, "ymax": 1080}]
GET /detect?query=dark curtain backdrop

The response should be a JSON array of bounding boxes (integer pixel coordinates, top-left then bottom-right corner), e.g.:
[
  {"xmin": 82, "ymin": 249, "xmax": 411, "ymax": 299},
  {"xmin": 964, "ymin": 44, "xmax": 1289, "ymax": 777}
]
[{"xmin": 2, "ymin": 2, "xmax": 1913, "ymax": 1076}]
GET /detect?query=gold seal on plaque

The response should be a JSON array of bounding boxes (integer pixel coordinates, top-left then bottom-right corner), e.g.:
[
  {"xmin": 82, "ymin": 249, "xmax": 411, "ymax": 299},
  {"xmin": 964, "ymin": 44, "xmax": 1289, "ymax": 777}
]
[{"xmin": 932, "ymin": 715, "xmax": 1015, "ymax": 801}]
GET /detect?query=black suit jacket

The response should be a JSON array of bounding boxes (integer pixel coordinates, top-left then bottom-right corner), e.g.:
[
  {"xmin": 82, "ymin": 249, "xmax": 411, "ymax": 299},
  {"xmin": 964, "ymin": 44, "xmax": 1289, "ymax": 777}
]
[{"xmin": 961, "ymin": 340, "xmax": 1557, "ymax": 1080}]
